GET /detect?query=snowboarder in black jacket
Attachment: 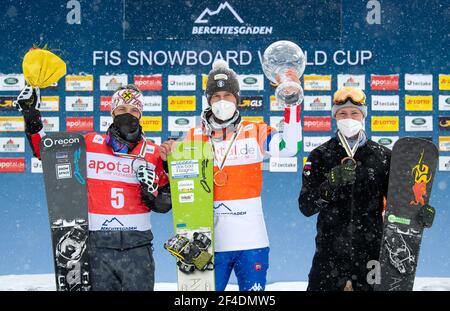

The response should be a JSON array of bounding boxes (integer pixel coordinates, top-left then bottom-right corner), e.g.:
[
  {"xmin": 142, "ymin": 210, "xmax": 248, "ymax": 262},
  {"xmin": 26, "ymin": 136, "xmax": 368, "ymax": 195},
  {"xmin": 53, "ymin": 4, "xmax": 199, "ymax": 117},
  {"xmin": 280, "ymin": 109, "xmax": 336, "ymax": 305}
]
[{"xmin": 299, "ymin": 87, "xmax": 391, "ymax": 291}]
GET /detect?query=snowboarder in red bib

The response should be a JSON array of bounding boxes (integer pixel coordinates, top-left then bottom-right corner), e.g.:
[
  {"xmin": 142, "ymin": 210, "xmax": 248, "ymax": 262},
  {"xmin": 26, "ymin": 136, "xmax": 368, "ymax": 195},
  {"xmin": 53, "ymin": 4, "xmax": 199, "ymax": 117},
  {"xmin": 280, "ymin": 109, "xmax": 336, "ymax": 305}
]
[{"xmin": 16, "ymin": 84, "xmax": 172, "ymax": 291}]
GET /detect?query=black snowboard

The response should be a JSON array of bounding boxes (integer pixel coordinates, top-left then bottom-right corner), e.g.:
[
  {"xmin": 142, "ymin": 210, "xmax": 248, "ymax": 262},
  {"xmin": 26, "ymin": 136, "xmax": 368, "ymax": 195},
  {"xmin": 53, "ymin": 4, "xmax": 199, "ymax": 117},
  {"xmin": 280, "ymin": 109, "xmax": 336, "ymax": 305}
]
[
  {"xmin": 375, "ymin": 137, "xmax": 438, "ymax": 291},
  {"xmin": 40, "ymin": 132, "xmax": 91, "ymax": 291}
]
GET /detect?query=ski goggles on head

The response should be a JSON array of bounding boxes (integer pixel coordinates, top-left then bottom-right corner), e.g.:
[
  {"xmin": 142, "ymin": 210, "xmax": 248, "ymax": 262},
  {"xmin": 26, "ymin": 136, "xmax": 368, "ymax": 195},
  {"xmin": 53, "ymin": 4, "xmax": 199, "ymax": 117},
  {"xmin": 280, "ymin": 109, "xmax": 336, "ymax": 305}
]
[{"xmin": 333, "ymin": 87, "xmax": 366, "ymax": 105}]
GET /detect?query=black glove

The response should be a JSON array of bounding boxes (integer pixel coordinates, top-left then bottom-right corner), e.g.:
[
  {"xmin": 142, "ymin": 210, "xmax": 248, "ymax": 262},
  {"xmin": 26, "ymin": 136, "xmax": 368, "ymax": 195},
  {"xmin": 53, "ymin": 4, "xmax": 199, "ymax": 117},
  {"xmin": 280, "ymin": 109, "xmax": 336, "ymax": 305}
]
[
  {"xmin": 326, "ymin": 163, "xmax": 356, "ymax": 188},
  {"xmin": 15, "ymin": 86, "xmax": 43, "ymax": 134},
  {"xmin": 418, "ymin": 204, "xmax": 435, "ymax": 228},
  {"xmin": 137, "ymin": 165, "xmax": 163, "ymax": 211}
]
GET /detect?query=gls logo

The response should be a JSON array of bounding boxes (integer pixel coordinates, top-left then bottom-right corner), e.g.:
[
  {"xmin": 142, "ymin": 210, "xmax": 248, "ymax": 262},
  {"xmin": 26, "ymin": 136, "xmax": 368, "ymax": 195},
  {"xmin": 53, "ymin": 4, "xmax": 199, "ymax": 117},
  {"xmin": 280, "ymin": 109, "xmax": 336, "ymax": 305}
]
[{"xmin": 43, "ymin": 137, "xmax": 80, "ymax": 148}]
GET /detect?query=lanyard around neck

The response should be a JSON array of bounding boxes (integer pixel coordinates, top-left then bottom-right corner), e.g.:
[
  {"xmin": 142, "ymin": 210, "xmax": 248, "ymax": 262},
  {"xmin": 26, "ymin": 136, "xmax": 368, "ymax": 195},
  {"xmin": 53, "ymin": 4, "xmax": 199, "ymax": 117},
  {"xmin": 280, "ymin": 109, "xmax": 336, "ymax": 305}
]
[
  {"xmin": 210, "ymin": 122, "xmax": 243, "ymax": 171},
  {"xmin": 337, "ymin": 130, "xmax": 362, "ymax": 159}
]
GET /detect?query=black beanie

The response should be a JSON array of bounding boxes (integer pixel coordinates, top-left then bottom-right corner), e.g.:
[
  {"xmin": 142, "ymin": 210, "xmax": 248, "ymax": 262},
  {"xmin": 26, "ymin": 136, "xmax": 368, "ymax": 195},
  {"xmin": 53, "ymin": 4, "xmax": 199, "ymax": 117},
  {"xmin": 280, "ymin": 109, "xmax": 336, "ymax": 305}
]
[{"xmin": 205, "ymin": 60, "xmax": 240, "ymax": 104}]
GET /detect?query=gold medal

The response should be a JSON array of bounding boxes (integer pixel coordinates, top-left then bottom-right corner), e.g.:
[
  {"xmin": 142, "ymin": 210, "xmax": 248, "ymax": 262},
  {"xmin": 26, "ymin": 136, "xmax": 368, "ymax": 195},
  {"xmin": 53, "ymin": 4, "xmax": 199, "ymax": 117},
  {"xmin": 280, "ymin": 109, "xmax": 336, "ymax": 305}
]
[{"xmin": 213, "ymin": 170, "xmax": 228, "ymax": 186}]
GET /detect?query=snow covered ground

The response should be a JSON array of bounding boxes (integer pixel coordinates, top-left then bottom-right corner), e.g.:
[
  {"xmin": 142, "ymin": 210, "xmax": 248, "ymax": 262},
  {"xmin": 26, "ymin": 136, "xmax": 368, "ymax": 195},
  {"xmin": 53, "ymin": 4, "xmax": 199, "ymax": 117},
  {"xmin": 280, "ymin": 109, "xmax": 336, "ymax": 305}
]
[{"xmin": 0, "ymin": 274, "xmax": 449, "ymax": 291}]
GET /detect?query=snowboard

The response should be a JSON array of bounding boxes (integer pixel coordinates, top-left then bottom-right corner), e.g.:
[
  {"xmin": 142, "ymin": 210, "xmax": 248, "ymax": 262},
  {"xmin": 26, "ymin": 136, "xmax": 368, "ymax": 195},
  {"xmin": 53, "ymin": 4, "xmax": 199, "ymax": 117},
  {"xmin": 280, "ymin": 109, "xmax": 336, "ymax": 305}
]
[
  {"xmin": 167, "ymin": 140, "xmax": 215, "ymax": 291},
  {"xmin": 40, "ymin": 132, "xmax": 91, "ymax": 291},
  {"xmin": 375, "ymin": 137, "xmax": 438, "ymax": 291}
]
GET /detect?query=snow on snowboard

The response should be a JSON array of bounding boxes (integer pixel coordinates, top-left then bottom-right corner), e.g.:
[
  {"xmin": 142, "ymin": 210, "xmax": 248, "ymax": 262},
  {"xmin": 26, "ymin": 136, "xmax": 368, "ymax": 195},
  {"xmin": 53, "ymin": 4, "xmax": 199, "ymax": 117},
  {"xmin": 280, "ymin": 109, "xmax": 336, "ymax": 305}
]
[
  {"xmin": 166, "ymin": 140, "xmax": 215, "ymax": 291},
  {"xmin": 375, "ymin": 137, "xmax": 438, "ymax": 291},
  {"xmin": 40, "ymin": 133, "xmax": 91, "ymax": 291}
]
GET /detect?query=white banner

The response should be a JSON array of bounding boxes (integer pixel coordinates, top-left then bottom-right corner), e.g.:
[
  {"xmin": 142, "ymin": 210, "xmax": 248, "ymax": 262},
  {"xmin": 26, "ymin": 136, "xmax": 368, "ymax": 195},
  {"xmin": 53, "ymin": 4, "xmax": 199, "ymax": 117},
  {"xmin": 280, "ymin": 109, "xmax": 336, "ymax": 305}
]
[
  {"xmin": 143, "ymin": 96, "xmax": 162, "ymax": 112},
  {"xmin": 304, "ymin": 96, "xmax": 332, "ymax": 111},
  {"xmin": 371, "ymin": 136, "xmax": 399, "ymax": 150},
  {"xmin": 371, "ymin": 95, "xmax": 400, "ymax": 111},
  {"xmin": 99, "ymin": 74, "xmax": 128, "ymax": 91},
  {"xmin": 168, "ymin": 75, "xmax": 196, "ymax": 91},
  {"xmin": 405, "ymin": 74, "xmax": 433, "ymax": 91},
  {"xmin": 439, "ymin": 156, "xmax": 450, "ymax": 171},
  {"xmin": 439, "ymin": 95, "xmax": 450, "ymax": 111},
  {"xmin": 168, "ymin": 116, "xmax": 197, "ymax": 132},
  {"xmin": 269, "ymin": 157, "xmax": 298, "ymax": 172},
  {"xmin": 303, "ymin": 136, "xmax": 331, "ymax": 152},
  {"xmin": 0, "ymin": 137, "xmax": 25, "ymax": 152},
  {"xmin": 65, "ymin": 96, "xmax": 94, "ymax": 112},
  {"xmin": 405, "ymin": 116, "xmax": 433, "ymax": 131},
  {"xmin": 31, "ymin": 157, "xmax": 43, "ymax": 173},
  {"xmin": 42, "ymin": 117, "xmax": 60, "ymax": 132},
  {"xmin": 0, "ymin": 74, "xmax": 25, "ymax": 91},
  {"xmin": 337, "ymin": 74, "xmax": 365, "ymax": 90},
  {"xmin": 238, "ymin": 74, "xmax": 264, "ymax": 91}
]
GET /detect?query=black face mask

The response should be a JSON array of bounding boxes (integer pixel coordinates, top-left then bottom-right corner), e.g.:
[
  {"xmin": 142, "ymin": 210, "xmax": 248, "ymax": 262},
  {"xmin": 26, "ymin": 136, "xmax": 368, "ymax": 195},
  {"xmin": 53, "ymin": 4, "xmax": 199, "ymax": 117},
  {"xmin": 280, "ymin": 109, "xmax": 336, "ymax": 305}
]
[{"xmin": 112, "ymin": 113, "xmax": 142, "ymax": 143}]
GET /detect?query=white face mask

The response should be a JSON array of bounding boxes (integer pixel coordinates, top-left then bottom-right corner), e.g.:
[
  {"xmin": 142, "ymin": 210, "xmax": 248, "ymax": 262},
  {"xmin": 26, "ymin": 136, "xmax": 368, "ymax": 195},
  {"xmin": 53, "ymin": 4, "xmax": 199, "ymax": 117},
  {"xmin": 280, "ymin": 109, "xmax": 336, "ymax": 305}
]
[
  {"xmin": 211, "ymin": 100, "xmax": 236, "ymax": 121},
  {"xmin": 337, "ymin": 118, "xmax": 364, "ymax": 138}
]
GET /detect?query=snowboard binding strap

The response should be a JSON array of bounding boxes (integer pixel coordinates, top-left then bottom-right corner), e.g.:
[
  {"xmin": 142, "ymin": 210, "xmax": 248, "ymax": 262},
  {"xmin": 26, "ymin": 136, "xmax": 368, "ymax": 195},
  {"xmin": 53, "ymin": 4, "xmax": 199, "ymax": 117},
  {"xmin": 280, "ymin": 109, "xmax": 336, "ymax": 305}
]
[{"xmin": 164, "ymin": 233, "xmax": 214, "ymax": 274}]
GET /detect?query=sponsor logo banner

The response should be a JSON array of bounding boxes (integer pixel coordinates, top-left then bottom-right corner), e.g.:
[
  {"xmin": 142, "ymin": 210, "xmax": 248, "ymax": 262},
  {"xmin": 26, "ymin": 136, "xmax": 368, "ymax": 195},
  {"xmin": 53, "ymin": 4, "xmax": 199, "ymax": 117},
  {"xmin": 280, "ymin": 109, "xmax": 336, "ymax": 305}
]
[
  {"xmin": 202, "ymin": 74, "xmax": 208, "ymax": 91},
  {"xmin": 99, "ymin": 116, "xmax": 113, "ymax": 132},
  {"xmin": 65, "ymin": 96, "xmax": 94, "ymax": 112},
  {"xmin": 31, "ymin": 157, "xmax": 42, "ymax": 173},
  {"xmin": 405, "ymin": 74, "xmax": 433, "ymax": 91},
  {"xmin": 66, "ymin": 117, "xmax": 94, "ymax": 132},
  {"xmin": 303, "ymin": 136, "xmax": 331, "ymax": 152},
  {"xmin": 40, "ymin": 96, "xmax": 59, "ymax": 112},
  {"xmin": 303, "ymin": 116, "xmax": 332, "ymax": 132},
  {"xmin": 141, "ymin": 116, "xmax": 162, "ymax": 132},
  {"xmin": 241, "ymin": 116, "xmax": 264, "ymax": 123},
  {"xmin": 337, "ymin": 74, "xmax": 365, "ymax": 90},
  {"xmin": 371, "ymin": 136, "xmax": 399, "ymax": 150},
  {"xmin": 439, "ymin": 136, "xmax": 450, "ymax": 152},
  {"xmin": 439, "ymin": 156, "xmax": 450, "ymax": 171},
  {"xmin": 0, "ymin": 96, "xmax": 16, "ymax": 111},
  {"xmin": 99, "ymin": 75, "xmax": 128, "ymax": 91},
  {"xmin": 371, "ymin": 116, "xmax": 399, "ymax": 132},
  {"xmin": 405, "ymin": 116, "xmax": 433, "ymax": 131},
  {"xmin": 370, "ymin": 74, "xmax": 399, "ymax": 91},
  {"xmin": 239, "ymin": 96, "xmax": 263, "ymax": 111},
  {"xmin": 0, "ymin": 116, "xmax": 24, "ymax": 132},
  {"xmin": 269, "ymin": 157, "xmax": 298, "ymax": 172},
  {"xmin": 0, "ymin": 158, "xmax": 25, "ymax": 172},
  {"xmin": 0, "ymin": 74, "xmax": 25, "ymax": 91},
  {"xmin": 270, "ymin": 95, "xmax": 283, "ymax": 112},
  {"xmin": 371, "ymin": 95, "xmax": 399, "ymax": 111},
  {"xmin": 238, "ymin": 75, "xmax": 264, "ymax": 91},
  {"xmin": 168, "ymin": 96, "xmax": 196, "ymax": 111},
  {"xmin": 439, "ymin": 74, "xmax": 450, "ymax": 90},
  {"xmin": 270, "ymin": 116, "xmax": 284, "ymax": 132},
  {"xmin": 304, "ymin": 95, "xmax": 332, "ymax": 111},
  {"xmin": 439, "ymin": 116, "xmax": 450, "ymax": 131},
  {"xmin": 303, "ymin": 75, "xmax": 332, "ymax": 91},
  {"xmin": 168, "ymin": 116, "xmax": 196, "ymax": 132},
  {"xmin": 439, "ymin": 95, "xmax": 450, "ymax": 111},
  {"xmin": 134, "ymin": 75, "xmax": 162, "ymax": 91},
  {"xmin": 143, "ymin": 96, "xmax": 162, "ymax": 112},
  {"xmin": 168, "ymin": 75, "xmax": 196, "ymax": 91},
  {"xmin": 405, "ymin": 95, "xmax": 433, "ymax": 111},
  {"xmin": 100, "ymin": 96, "xmax": 112, "ymax": 112},
  {"xmin": 0, "ymin": 137, "xmax": 25, "ymax": 152},
  {"xmin": 42, "ymin": 117, "xmax": 59, "ymax": 132},
  {"xmin": 65, "ymin": 75, "xmax": 94, "ymax": 91}
]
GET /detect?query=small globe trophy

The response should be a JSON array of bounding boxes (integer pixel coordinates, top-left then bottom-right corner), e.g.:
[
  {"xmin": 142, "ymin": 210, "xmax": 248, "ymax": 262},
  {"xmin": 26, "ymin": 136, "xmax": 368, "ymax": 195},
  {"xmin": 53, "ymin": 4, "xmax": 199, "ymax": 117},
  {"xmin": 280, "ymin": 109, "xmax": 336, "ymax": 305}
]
[{"xmin": 262, "ymin": 40, "xmax": 306, "ymax": 107}]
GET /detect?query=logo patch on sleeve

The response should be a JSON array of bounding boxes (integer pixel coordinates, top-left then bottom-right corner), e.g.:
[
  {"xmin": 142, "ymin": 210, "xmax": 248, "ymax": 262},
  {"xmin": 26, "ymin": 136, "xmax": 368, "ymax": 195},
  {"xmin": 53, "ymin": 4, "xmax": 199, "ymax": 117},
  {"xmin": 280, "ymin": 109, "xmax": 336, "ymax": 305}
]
[{"xmin": 303, "ymin": 161, "xmax": 312, "ymax": 176}]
